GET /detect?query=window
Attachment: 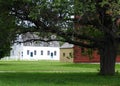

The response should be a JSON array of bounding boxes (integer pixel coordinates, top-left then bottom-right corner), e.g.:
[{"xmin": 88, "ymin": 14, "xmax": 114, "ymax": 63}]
[
  {"xmin": 81, "ymin": 47, "xmax": 85, "ymax": 53},
  {"xmin": 21, "ymin": 52, "xmax": 23, "ymax": 57},
  {"xmin": 34, "ymin": 50, "xmax": 37, "ymax": 55},
  {"xmin": 81, "ymin": 47, "xmax": 86, "ymax": 55},
  {"xmin": 69, "ymin": 52, "xmax": 72, "ymax": 58},
  {"xmin": 41, "ymin": 50, "xmax": 43, "ymax": 55},
  {"xmin": 12, "ymin": 50, "xmax": 14, "ymax": 55},
  {"xmin": 51, "ymin": 53, "xmax": 53, "ymax": 58},
  {"xmin": 63, "ymin": 53, "xmax": 65, "ymax": 57},
  {"xmin": 54, "ymin": 51, "xmax": 57, "ymax": 56},
  {"xmin": 27, "ymin": 50, "xmax": 29, "ymax": 55},
  {"xmin": 47, "ymin": 51, "xmax": 50, "ymax": 55},
  {"xmin": 30, "ymin": 52, "xmax": 33, "ymax": 57}
]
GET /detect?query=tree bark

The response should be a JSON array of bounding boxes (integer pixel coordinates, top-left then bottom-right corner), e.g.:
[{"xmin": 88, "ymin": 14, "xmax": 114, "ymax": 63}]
[{"xmin": 99, "ymin": 38, "xmax": 118, "ymax": 75}]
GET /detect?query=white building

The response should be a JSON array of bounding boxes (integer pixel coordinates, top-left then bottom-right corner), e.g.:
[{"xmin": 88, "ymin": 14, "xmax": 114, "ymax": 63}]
[
  {"xmin": 10, "ymin": 45, "xmax": 60, "ymax": 60},
  {"xmin": 8, "ymin": 32, "xmax": 60, "ymax": 61}
]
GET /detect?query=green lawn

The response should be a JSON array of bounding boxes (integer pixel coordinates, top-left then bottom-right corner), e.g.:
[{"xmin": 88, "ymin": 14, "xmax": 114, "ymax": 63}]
[
  {"xmin": 0, "ymin": 61, "xmax": 120, "ymax": 86},
  {"xmin": 0, "ymin": 61, "xmax": 99, "ymax": 72}
]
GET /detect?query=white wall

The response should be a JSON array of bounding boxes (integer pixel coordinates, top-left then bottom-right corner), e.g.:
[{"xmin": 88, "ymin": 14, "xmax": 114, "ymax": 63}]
[
  {"xmin": 10, "ymin": 43, "xmax": 23, "ymax": 60},
  {"xmin": 10, "ymin": 46, "xmax": 60, "ymax": 61}
]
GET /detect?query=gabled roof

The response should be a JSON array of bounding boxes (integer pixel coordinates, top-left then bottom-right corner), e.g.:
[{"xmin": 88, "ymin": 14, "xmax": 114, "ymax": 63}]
[
  {"xmin": 60, "ymin": 43, "xmax": 73, "ymax": 48},
  {"xmin": 16, "ymin": 32, "xmax": 60, "ymax": 47}
]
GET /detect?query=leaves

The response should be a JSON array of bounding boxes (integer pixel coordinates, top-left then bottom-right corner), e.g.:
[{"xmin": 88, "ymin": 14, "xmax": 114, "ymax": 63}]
[
  {"xmin": 0, "ymin": 0, "xmax": 120, "ymax": 58},
  {"xmin": 0, "ymin": 0, "xmax": 17, "ymax": 58}
]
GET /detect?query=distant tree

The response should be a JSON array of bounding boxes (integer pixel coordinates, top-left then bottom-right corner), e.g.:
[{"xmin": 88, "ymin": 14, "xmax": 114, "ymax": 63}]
[
  {"xmin": 1, "ymin": 0, "xmax": 120, "ymax": 75},
  {"xmin": 0, "ymin": 0, "xmax": 16, "ymax": 58}
]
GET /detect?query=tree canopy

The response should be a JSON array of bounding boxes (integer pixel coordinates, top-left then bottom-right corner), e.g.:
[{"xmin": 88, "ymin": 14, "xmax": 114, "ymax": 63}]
[
  {"xmin": 1, "ymin": 0, "xmax": 120, "ymax": 75},
  {"xmin": 0, "ymin": 1, "xmax": 16, "ymax": 58}
]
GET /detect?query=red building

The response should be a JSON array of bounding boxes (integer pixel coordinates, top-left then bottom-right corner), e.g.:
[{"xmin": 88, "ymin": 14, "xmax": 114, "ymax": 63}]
[{"xmin": 73, "ymin": 46, "xmax": 120, "ymax": 63}]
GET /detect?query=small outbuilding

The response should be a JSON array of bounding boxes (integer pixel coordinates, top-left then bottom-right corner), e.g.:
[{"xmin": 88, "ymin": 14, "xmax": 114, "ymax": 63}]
[{"xmin": 60, "ymin": 43, "xmax": 74, "ymax": 62}]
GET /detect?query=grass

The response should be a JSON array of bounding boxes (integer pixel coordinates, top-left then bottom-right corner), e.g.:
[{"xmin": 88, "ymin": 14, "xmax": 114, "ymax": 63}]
[
  {"xmin": 0, "ymin": 61, "xmax": 99, "ymax": 72},
  {"xmin": 1, "ymin": 72, "xmax": 120, "ymax": 86},
  {"xmin": 0, "ymin": 61, "xmax": 120, "ymax": 86}
]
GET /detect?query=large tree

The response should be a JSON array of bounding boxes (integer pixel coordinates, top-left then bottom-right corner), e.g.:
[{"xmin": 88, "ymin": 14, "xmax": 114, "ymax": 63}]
[
  {"xmin": 74, "ymin": 0, "xmax": 120, "ymax": 75},
  {"xmin": 1, "ymin": 0, "xmax": 120, "ymax": 75}
]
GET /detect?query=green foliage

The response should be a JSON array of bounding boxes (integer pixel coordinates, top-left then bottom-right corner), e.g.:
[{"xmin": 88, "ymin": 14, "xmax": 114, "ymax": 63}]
[
  {"xmin": 81, "ymin": 48, "xmax": 94, "ymax": 60},
  {"xmin": 75, "ymin": 0, "xmax": 96, "ymax": 15},
  {"xmin": 0, "ymin": 1, "xmax": 17, "ymax": 58},
  {"xmin": 78, "ymin": 25, "xmax": 104, "ymax": 39}
]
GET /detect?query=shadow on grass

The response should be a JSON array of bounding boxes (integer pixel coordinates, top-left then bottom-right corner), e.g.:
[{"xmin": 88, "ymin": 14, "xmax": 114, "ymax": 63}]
[
  {"xmin": 0, "ymin": 72, "xmax": 120, "ymax": 86},
  {"xmin": 0, "ymin": 63, "xmax": 14, "ymax": 66}
]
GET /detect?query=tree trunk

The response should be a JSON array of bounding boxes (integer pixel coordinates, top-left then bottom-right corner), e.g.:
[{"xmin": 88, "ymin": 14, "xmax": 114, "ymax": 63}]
[{"xmin": 99, "ymin": 38, "xmax": 118, "ymax": 75}]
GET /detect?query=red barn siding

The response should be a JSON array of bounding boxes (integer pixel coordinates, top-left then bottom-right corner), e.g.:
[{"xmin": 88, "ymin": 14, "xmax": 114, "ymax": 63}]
[
  {"xmin": 116, "ymin": 56, "xmax": 120, "ymax": 62},
  {"xmin": 73, "ymin": 46, "xmax": 120, "ymax": 63}
]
